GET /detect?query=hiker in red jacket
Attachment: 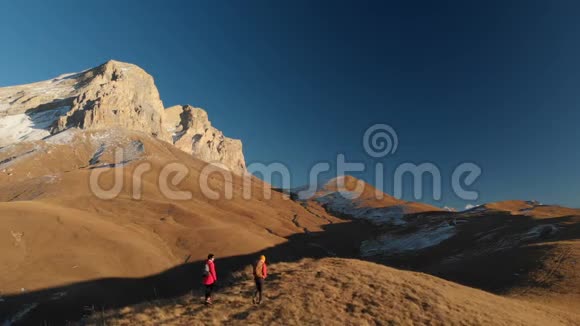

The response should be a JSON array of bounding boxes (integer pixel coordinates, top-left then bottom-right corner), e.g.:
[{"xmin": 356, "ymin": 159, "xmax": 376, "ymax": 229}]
[
  {"xmin": 203, "ymin": 253, "xmax": 217, "ymax": 304},
  {"xmin": 252, "ymin": 255, "xmax": 268, "ymax": 304}
]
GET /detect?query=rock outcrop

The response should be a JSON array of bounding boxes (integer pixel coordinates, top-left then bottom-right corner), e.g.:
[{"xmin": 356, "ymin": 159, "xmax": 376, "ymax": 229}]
[
  {"xmin": 0, "ymin": 60, "xmax": 170, "ymax": 146},
  {"xmin": 0, "ymin": 60, "xmax": 246, "ymax": 174},
  {"xmin": 164, "ymin": 105, "xmax": 246, "ymax": 175}
]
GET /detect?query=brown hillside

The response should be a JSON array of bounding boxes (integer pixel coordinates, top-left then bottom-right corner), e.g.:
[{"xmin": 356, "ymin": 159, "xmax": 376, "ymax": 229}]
[
  {"xmin": 84, "ymin": 258, "xmax": 579, "ymax": 326},
  {"xmin": 0, "ymin": 128, "xmax": 342, "ymax": 294}
]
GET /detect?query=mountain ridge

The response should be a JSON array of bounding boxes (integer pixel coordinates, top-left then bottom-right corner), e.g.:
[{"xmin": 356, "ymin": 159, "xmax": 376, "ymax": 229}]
[
  {"xmin": 0, "ymin": 60, "xmax": 246, "ymax": 174},
  {"xmin": 1, "ymin": 61, "xmax": 579, "ymax": 325}
]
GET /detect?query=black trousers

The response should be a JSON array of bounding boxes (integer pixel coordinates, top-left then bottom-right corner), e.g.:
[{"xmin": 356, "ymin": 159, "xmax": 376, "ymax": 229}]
[
  {"xmin": 254, "ymin": 277, "xmax": 264, "ymax": 294},
  {"xmin": 205, "ymin": 283, "xmax": 215, "ymax": 300}
]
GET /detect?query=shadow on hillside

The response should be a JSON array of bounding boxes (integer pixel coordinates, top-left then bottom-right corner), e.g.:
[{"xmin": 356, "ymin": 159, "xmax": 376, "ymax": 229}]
[
  {"xmin": 0, "ymin": 220, "xmax": 373, "ymax": 325},
  {"xmin": 367, "ymin": 212, "xmax": 580, "ymax": 293},
  {"xmin": 2, "ymin": 211, "xmax": 579, "ymax": 325},
  {"xmin": 24, "ymin": 98, "xmax": 74, "ymax": 131}
]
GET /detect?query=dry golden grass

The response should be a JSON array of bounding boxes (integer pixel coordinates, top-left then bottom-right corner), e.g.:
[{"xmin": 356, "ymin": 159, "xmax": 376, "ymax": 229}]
[
  {"xmin": 0, "ymin": 129, "xmax": 342, "ymax": 294},
  {"xmin": 484, "ymin": 200, "xmax": 580, "ymax": 218},
  {"xmin": 85, "ymin": 258, "xmax": 579, "ymax": 326}
]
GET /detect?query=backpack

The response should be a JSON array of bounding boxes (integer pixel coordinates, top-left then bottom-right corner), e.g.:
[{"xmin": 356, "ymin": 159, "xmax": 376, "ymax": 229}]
[
  {"xmin": 203, "ymin": 262, "xmax": 210, "ymax": 277},
  {"xmin": 254, "ymin": 261, "xmax": 263, "ymax": 278}
]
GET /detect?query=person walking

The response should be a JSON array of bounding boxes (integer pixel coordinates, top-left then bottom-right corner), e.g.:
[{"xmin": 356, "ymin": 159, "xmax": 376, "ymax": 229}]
[
  {"xmin": 203, "ymin": 253, "xmax": 217, "ymax": 305},
  {"xmin": 253, "ymin": 255, "xmax": 267, "ymax": 304}
]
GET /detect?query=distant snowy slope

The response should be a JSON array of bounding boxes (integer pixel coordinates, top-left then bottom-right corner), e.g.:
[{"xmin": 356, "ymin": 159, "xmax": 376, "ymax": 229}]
[{"xmin": 292, "ymin": 175, "xmax": 441, "ymax": 225}]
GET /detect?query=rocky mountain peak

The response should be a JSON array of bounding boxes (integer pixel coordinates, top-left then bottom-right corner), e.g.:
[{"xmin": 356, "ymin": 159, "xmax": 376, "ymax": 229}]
[
  {"xmin": 0, "ymin": 60, "xmax": 247, "ymax": 174},
  {"xmin": 0, "ymin": 60, "xmax": 169, "ymax": 145},
  {"xmin": 53, "ymin": 60, "xmax": 170, "ymax": 141},
  {"xmin": 164, "ymin": 105, "xmax": 246, "ymax": 175}
]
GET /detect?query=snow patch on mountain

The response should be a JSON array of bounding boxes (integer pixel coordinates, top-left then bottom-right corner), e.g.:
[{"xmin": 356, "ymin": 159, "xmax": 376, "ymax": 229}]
[
  {"xmin": 0, "ymin": 106, "xmax": 70, "ymax": 147},
  {"xmin": 44, "ymin": 129, "xmax": 80, "ymax": 145},
  {"xmin": 360, "ymin": 223, "xmax": 456, "ymax": 256},
  {"xmin": 521, "ymin": 224, "xmax": 559, "ymax": 241},
  {"xmin": 315, "ymin": 191, "xmax": 408, "ymax": 225},
  {"xmin": 463, "ymin": 204, "xmax": 487, "ymax": 213}
]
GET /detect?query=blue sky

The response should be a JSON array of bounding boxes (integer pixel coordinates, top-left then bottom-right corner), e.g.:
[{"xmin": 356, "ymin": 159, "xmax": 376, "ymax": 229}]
[{"xmin": 1, "ymin": 1, "xmax": 579, "ymax": 209}]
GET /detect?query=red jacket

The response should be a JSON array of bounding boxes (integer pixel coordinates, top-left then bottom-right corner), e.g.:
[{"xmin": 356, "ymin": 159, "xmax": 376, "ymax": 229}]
[{"xmin": 203, "ymin": 259, "xmax": 217, "ymax": 285}]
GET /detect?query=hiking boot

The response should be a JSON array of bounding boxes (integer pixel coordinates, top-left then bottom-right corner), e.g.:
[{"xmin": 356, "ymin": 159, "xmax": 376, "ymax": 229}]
[{"xmin": 252, "ymin": 294, "xmax": 261, "ymax": 304}]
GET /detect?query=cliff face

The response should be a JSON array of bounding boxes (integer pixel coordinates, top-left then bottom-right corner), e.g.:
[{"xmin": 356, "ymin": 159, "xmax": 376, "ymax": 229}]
[
  {"xmin": 54, "ymin": 61, "xmax": 170, "ymax": 141},
  {"xmin": 164, "ymin": 105, "xmax": 246, "ymax": 175},
  {"xmin": 0, "ymin": 60, "xmax": 247, "ymax": 174},
  {"xmin": 0, "ymin": 60, "xmax": 170, "ymax": 145}
]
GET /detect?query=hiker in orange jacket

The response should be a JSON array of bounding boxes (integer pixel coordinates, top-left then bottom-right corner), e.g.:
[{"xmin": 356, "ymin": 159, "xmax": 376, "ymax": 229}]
[
  {"xmin": 253, "ymin": 255, "xmax": 268, "ymax": 304},
  {"xmin": 203, "ymin": 254, "xmax": 217, "ymax": 304}
]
